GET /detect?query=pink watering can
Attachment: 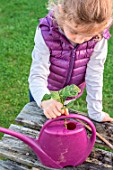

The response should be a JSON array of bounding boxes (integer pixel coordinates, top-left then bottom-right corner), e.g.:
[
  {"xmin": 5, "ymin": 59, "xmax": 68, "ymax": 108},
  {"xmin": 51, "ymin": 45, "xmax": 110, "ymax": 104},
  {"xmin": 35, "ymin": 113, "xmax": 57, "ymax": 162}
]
[{"xmin": 0, "ymin": 114, "xmax": 96, "ymax": 169}]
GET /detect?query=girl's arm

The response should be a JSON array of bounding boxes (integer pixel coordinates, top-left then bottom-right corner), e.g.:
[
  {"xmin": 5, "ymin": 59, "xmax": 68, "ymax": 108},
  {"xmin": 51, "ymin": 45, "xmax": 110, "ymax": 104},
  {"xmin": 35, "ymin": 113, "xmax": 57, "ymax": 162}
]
[
  {"xmin": 85, "ymin": 38, "xmax": 107, "ymax": 122},
  {"xmin": 28, "ymin": 27, "xmax": 51, "ymax": 107}
]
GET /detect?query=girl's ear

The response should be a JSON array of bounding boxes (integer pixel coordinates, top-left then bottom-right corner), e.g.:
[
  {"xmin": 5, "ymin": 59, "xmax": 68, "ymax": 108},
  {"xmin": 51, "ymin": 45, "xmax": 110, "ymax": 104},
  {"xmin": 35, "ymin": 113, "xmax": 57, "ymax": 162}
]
[{"xmin": 58, "ymin": 4, "xmax": 63, "ymax": 13}]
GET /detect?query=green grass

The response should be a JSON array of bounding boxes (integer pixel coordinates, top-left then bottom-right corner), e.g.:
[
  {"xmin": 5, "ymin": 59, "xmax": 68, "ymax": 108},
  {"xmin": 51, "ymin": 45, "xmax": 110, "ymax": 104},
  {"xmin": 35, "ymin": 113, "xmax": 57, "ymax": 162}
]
[
  {"xmin": 0, "ymin": 0, "xmax": 48, "ymax": 137},
  {"xmin": 0, "ymin": 0, "xmax": 113, "ymax": 139}
]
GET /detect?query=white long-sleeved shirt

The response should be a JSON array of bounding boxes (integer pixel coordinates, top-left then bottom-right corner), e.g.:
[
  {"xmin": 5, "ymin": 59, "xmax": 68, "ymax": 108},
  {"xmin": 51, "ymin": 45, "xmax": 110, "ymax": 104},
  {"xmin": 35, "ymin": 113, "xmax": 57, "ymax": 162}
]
[{"xmin": 28, "ymin": 27, "xmax": 108, "ymax": 122}]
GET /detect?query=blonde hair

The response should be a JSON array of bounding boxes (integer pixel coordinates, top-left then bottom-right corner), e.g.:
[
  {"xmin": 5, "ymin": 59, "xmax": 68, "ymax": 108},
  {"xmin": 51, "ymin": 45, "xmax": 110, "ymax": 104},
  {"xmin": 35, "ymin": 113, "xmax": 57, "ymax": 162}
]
[{"xmin": 48, "ymin": 0, "xmax": 113, "ymax": 34}]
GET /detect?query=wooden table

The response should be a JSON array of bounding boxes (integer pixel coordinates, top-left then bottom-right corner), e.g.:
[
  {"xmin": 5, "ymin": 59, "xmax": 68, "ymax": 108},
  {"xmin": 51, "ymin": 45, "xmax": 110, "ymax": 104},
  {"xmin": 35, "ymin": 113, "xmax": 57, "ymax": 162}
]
[{"xmin": 0, "ymin": 102, "xmax": 113, "ymax": 170}]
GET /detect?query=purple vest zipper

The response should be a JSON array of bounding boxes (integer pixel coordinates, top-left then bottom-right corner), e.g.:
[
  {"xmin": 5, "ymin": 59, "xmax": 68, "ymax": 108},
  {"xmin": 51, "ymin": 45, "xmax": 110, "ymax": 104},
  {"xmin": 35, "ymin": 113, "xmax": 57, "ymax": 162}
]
[{"xmin": 65, "ymin": 47, "xmax": 77, "ymax": 86}]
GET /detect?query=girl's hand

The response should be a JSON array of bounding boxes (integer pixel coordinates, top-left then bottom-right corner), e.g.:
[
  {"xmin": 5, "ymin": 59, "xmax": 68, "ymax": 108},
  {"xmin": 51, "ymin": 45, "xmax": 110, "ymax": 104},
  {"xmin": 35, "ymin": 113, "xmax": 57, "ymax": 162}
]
[
  {"xmin": 41, "ymin": 99, "xmax": 69, "ymax": 119},
  {"xmin": 102, "ymin": 112, "xmax": 113, "ymax": 122}
]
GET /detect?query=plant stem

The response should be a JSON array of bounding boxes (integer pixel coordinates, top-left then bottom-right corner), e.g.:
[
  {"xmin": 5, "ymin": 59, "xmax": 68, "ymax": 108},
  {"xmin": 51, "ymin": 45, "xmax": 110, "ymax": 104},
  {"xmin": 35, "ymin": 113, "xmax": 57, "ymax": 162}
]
[
  {"xmin": 58, "ymin": 91, "xmax": 64, "ymax": 104},
  {"xmin": 64, "ymin": 118, "xmax": 68, "ymax": 129}
]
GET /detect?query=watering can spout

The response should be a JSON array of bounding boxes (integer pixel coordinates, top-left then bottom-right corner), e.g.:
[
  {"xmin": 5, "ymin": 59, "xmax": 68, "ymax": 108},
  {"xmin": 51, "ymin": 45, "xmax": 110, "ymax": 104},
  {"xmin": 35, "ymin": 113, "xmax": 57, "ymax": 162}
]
[
  {"xmin": 0, "ymin": 127, "xmax": 40, "ymax": 152},
  {"xmin": 0, "ymin": 127, "xmax": 62, "ymax": 168}
]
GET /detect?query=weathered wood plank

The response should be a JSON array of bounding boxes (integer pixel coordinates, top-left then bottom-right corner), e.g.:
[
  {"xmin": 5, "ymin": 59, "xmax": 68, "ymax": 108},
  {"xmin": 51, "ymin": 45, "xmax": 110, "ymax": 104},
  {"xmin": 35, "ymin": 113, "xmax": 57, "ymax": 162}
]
[
  {"xmin": 0, "ymin": 124, "xmax": 113, "ymax": 169},
  {"xmin": 0, "ymin": 160, "xmax": 29, "ymax": 170},
  {"xmin": 15, "ymin": 102, "xmax": 47, "ymax": 130},
  {"xmin": 32, "ymin": 163, "xmax": 113, "ymax": 170},
  {"xmin": 15, "ymin": 102, "xmax": 113, "ymax": 150}
]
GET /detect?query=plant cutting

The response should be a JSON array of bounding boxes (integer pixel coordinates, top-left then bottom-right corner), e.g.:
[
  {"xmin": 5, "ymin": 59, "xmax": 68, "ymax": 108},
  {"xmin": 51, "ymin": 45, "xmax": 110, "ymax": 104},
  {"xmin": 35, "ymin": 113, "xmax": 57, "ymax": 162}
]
[
  {"xmin": 42, "ymin": 84, "xmax": 80, "ymax": 107},
  {"xmin": 41, "ymin": 84, "xmax": 81, "ymax": 128}
]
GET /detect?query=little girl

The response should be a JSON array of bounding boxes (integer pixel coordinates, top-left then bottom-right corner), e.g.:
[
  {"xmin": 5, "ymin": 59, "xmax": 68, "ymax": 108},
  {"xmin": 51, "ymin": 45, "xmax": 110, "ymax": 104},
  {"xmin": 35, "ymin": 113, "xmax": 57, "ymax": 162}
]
[{"xmin": 28, "ymin": 0, "xmax": 113, "ymax": 122}]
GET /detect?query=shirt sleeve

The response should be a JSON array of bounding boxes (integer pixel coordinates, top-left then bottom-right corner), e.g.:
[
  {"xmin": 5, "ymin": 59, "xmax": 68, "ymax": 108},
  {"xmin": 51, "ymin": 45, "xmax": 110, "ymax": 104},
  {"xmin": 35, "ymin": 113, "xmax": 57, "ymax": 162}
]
[
  {"xmin": 85, "ymin": 38, "xmax": 108, "ymax": 122},
  {"xmin": 28, "ymin": 27, "xmax": 51, "ymax": 107}
]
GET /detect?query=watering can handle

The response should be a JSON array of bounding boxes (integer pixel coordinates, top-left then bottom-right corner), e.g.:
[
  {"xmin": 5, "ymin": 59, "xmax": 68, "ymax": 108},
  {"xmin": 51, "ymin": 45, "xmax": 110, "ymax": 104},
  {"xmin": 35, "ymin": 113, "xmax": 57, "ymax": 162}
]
[{"xmin": 39, "ymin": 114, "xmax": 96, "ymax": 143}]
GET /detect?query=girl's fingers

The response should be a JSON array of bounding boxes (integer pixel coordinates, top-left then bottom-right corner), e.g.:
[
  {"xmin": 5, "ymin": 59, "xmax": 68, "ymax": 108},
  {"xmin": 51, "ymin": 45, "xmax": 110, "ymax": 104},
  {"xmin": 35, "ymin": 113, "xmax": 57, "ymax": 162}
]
[
  {"xmin": 103, "ymin": 117, "xmax": 113, "ymax": 122},
  {"xmin": 109, "ymin": 118, "xmax": 113, "ymax": 122},
  {"xmin": 44, "ymin": 108, "xmax": 62, "ymax": 119},
  {"xmin": 106, "ymin": 116, "xmax": 113, "ymax": 122},
  {"xmin": 56, "ymin": 102, "xmax": 64, "ymax": 113},
  {"xmin": 44, "ymin": 111, "xmax": 55, "ymax": 119},
  {"xmin": 65, "ymin": 108, "xmax": 69, "ymax": 116},
  {"xmin": 47, "ymin": 110, "xmax": 56, "ymax": 119},
  {"xmin": 44, "ymin": 107, "xmax": 58, "ymax": 119},
  {"xmin": 52, "ymin": 107, "xmax": 62, "ymax": 117},
  {"xmin": 102, "ymin": 113, "xmax": 113, "ymax": 122},
  {"xmin": 62, "ymin": 108, "xmax": 69, "ymax": 116},
  {"xmin": 42, "ymin": 100, "xmax": 69, "ymax": 119},
  {"xmin": 44, "ymin": 111, "xmax": 52, "ymax": 119}
]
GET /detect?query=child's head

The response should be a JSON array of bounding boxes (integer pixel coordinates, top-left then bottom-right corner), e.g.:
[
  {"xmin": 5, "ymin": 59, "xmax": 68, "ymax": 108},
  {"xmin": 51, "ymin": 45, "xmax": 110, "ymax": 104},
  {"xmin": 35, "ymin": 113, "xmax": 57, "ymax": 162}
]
[{"xmin": 48, "ymin": 0, "xmax": 112, "ymax": 44}]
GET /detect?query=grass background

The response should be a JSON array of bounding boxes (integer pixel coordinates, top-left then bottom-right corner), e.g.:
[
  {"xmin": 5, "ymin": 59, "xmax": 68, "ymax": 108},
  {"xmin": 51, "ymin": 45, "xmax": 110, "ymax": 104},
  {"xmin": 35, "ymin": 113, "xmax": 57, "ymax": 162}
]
[{"xmin": 0, "ymin": 0, "xmax": 113, "ymax": 138}]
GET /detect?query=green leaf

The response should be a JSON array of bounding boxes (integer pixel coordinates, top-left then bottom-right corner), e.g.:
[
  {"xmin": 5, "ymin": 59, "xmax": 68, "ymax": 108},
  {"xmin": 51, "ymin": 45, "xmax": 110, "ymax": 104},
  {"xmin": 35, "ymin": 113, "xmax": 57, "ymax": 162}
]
[
  {"xmin": 41, "ymin": 94, "xmax": 51, "ymax": 101},
  {"xmin": 51, "ymin": 91, "xmax": 62, "ymax": 103},
  {"xmin": 59, "ymin": 84, "xmax": 81, "ymax": 102}
]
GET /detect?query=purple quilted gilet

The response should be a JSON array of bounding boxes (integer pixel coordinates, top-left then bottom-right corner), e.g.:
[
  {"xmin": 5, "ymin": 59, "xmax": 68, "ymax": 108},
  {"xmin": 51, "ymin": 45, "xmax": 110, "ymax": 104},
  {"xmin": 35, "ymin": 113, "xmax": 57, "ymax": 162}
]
[{"xmin": 39, "ymin": 12, "xmax": 111, "ymax": 99}]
